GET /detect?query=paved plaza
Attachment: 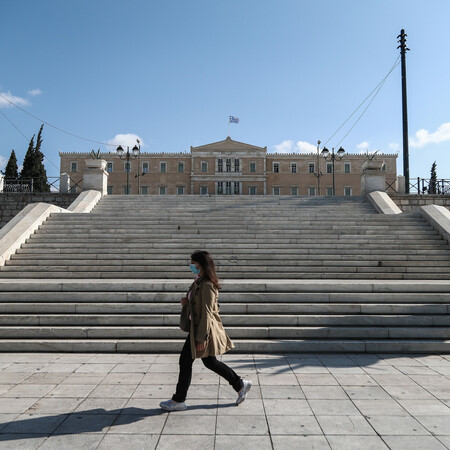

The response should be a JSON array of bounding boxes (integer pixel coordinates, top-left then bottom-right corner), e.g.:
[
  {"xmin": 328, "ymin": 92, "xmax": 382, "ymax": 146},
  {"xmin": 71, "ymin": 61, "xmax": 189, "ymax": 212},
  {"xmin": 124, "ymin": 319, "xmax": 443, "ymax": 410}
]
[{"xmin": 1, "ymin": 352, "xmax": 450, "ymax": 449}]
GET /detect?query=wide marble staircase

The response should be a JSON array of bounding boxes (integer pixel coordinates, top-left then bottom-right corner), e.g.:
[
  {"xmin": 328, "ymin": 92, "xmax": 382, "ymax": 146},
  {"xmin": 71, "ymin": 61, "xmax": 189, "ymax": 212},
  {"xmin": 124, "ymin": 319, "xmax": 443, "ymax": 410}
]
[{"xmin": 0, "ymin": 194, "xmax": 449, "ymax": 353}]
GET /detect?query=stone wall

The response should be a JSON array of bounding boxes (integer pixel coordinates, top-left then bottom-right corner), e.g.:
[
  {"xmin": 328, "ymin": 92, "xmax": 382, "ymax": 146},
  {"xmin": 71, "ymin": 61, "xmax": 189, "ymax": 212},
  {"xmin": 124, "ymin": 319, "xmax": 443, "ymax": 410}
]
[
  {"xmin": 0, "ymin": 193, "xmax": 78, "ymax": 229},
  {"xmin": 390, "ymin": 195, "xmax": 450, "ymax": 212}
]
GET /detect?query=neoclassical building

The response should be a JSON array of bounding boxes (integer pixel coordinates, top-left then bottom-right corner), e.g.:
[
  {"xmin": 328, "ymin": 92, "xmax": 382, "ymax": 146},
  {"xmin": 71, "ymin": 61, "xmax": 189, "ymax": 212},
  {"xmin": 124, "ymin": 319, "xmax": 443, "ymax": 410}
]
[{"xmin": 59, "ymin": 137, "xmax": 397, "ymax": 196}]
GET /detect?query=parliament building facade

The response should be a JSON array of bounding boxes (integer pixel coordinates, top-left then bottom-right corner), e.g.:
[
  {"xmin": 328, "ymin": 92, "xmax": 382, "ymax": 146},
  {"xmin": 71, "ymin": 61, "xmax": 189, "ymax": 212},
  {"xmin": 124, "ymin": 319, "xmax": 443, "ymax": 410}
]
[{"xmin": 59, "ymin": 137, "xmax": 397, "ymax": 196}]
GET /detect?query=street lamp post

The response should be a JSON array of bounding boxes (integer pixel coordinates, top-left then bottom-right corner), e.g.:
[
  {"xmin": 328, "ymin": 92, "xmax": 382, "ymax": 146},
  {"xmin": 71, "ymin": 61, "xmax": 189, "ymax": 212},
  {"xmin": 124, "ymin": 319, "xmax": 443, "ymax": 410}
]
[
  {"xmin": 314, "ymin": 140, "xmax": 323, "ymax": 195},
  {"xmin": 321, "ymin": 147, "xmax": 345, "ymax": 196},
  {"xmin": 116, "ymin": 143, "xmax": 140, "ymax": 195}
]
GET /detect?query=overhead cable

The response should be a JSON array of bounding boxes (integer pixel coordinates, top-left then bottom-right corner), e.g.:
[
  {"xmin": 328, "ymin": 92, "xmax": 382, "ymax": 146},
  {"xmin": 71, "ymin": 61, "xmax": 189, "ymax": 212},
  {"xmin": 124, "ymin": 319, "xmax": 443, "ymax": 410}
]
[
  {"xmin": 0, "ymin": 92, "xmax": 117, "ymax": 147},
  {"xmin": 323, "ymin": 56, "xmax": 401, "ymax": 148}
]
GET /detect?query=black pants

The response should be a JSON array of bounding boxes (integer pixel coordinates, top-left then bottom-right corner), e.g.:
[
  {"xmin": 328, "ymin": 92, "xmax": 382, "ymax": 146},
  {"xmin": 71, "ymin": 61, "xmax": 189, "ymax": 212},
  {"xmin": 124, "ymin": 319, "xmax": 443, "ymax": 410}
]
[{"xmin": 172, "ymin": 335, "xmax": 242, "ymax": 403}]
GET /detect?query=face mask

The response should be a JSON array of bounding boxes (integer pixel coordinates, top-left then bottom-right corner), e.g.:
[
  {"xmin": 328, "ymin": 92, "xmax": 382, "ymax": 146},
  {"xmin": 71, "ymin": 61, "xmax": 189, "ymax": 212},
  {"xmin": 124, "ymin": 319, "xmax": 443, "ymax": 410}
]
[{"xmin": 189, "ymin": 263, "xmax": 200, "ymax": 275}]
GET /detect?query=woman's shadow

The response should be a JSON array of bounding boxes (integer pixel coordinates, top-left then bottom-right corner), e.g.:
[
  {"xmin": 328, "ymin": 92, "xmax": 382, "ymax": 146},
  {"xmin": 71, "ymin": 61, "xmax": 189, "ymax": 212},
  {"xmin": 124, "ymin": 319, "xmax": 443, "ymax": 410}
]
[{"xmin": 0, "ymin": 403, "xmax": 235, "ymax": 441}]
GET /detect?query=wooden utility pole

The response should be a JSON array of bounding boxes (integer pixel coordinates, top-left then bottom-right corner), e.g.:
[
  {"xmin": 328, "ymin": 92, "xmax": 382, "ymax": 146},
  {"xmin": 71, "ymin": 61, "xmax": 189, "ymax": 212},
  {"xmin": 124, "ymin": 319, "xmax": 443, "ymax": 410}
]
[{"xmin": 397, "ymin": 29, "xmax": 410, "ymax": 193}]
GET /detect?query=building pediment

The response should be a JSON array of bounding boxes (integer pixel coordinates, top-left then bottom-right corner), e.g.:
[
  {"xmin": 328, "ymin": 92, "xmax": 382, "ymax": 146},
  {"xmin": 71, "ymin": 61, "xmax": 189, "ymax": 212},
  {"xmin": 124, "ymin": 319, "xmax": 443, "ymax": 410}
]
[{"xmin": 191, "ymin": 136, "xmax": 267, "ymax": 153}]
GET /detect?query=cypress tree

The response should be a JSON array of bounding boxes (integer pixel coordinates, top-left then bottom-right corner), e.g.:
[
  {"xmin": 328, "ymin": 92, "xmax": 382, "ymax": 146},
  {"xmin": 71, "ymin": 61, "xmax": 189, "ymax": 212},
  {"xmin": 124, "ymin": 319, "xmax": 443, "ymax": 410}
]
[
  {"xmin": 429, "ymin": 162, "xmax": 437, "ymax": 194},
  {"xmin": 32, "ymin": 124, "xmax": 50, "ymax": 192},
  {"xmin": 21, "ymin": 135, "xmax": 35, "ymax": 180},
  {"xmin": 3, "ymin": 150, "xmax": 19, "ymax": 179}
]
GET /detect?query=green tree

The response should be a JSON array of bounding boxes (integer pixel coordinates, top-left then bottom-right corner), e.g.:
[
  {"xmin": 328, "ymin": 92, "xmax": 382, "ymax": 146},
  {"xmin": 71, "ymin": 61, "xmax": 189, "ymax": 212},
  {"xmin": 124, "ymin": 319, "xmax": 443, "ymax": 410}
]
[
  {"xmin": 3, "ymin": 150, "xmax": 19, "ymax": 179},
  {"xmin": 20, "ymin": 124, "xmax": 50, "ymax": 192},
  {"xmin": 20, "ymin": 135, "xmax": 35, "ymax": 179},
  {"xmin": 32, "ymin": 124, "xmax": 50, "ymax": 192},
  {"xmin": 429, "ymin": 161, "xmax": 437, "ymax": 194}
]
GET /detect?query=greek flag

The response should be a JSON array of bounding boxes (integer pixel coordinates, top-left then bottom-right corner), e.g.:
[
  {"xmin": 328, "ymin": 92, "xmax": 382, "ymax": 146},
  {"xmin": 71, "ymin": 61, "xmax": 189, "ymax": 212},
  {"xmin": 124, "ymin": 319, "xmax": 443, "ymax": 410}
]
[{"xmin": 229, "ymin": 116, "xmax": 240, "ymax": 124}]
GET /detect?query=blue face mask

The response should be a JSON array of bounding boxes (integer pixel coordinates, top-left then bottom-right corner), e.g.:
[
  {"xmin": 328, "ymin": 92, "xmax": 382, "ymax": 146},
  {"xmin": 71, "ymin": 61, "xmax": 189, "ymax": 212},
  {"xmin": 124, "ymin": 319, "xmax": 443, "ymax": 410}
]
[{"xmin": 189, "ymin": 263, "xmax": 200, "ymax": 275}]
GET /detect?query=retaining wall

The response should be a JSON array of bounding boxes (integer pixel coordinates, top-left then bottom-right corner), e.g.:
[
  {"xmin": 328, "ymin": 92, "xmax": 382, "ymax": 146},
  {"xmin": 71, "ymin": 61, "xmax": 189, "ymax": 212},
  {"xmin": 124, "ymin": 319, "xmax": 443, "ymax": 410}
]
[
  {"xmin": 0, "ymin": 193, "xmax": 78, "ymax": 229},
  {"xmin": 390, "ymin": 195, "xmax": 450, "ymax": 212}
]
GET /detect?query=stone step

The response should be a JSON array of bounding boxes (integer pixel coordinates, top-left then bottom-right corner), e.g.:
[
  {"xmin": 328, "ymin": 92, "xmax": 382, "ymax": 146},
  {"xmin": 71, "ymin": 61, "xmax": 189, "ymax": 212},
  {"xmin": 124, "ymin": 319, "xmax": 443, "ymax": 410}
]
[
  {"xmin": 36, "ymin": 227, "xmax": 435, "ymax": 235},
  {"xmin": 1, "ymin": 271, "xmax": 449, "ymax": 280},
  {"xmin": 1, "ymin": 279, "xmax": 448, "ymax": 292},
  {"xmin": 15, "ymin": 247, "xmax": 450, "ymax": 256},
  {"xmin": 1, "ymin": 326, "xmax": 450, "ymax": 340},
  {"xmin": 7, "ymin": 259, "xmax": 450, "ymax": 268},
  {"xmin": 1, "ymin": 291, "xmax": 449, "ymax": 303},
  {"xmin": 0, "ymin": 338, "xmax": 448, "ymax": 353},
  {"xmin": 0, "ymin": 302, "xmax": 448, "ymax": 315},
  {"xmin": 0, "ymin": 313, "xmax": 447, "ymax": 326},
  {"xmin": 10, "ymin": 253, "xmax": 450, "ymax": 262}
]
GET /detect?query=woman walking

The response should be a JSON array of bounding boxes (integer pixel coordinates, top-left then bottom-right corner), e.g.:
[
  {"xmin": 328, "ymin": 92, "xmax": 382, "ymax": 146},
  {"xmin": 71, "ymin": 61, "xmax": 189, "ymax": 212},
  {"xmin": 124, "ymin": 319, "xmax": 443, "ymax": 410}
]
[{"xmin": 160, "ymin": 250, "xmax": 251, "ymax": 412}]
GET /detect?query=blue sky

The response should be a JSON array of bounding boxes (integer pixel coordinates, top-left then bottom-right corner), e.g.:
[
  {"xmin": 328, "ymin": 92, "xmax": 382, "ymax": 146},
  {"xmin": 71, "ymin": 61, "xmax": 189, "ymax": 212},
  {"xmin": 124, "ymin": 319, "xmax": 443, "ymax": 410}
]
[{"xmin": 1, "ymin": 0, "xmax": 449, "ymax": 181}]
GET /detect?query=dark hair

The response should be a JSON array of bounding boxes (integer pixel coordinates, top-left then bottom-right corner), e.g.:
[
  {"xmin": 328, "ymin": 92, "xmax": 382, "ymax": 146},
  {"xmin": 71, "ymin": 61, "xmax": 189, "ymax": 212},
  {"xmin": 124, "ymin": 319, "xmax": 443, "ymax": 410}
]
[{"xmin": 191, "ymin": 250, "xmax": 221, "ymax": 290}]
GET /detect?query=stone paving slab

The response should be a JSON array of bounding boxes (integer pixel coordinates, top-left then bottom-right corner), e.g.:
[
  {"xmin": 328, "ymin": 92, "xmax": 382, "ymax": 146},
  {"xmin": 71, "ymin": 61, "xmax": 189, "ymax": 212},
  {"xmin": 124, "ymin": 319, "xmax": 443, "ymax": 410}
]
[{"xmin": 2, "ymin": 353, "xmax": 450, "ymax": 449}]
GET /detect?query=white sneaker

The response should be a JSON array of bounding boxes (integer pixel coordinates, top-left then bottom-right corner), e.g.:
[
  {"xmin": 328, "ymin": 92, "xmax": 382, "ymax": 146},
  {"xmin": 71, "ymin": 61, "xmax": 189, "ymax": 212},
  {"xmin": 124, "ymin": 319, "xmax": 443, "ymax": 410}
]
[
  {"xmin": 159, "ymin": 399, "xmax": 187, "ymax": 411},
  {"xmin": 236, "ymin": 379, "xmax": 252, "ymax": 405}
]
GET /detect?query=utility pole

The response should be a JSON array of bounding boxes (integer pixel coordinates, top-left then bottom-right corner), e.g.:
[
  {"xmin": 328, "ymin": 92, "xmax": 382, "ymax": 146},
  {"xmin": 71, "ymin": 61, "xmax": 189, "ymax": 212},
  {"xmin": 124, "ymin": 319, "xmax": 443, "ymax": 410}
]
[{"xmin": 397, "ymin": 29, "xmax": 410, "ymax": 193}]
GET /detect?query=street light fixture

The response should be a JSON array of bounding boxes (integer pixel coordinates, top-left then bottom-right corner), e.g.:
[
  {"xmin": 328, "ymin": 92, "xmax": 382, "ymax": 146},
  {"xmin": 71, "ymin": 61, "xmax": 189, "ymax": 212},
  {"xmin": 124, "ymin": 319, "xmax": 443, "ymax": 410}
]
[
  {"xmin": 321, "ymin": 146, "xmax": 345, "ymax": 196},
  {"xmin": 116, "ymin": 142, "xmax": 140, "ymax": 195}
]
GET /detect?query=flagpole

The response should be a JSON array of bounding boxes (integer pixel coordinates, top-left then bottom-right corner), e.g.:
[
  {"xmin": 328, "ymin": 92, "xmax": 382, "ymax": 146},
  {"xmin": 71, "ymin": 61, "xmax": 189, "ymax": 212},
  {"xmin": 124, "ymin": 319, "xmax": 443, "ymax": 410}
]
[{"xmin": 228, "ymin": 116, "xmax": 230, "ymax": 137}]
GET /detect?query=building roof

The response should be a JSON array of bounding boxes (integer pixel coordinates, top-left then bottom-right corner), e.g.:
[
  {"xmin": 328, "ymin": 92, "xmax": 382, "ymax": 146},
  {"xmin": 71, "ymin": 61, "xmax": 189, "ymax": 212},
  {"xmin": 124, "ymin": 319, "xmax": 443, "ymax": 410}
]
[{"xmin": 190, "ymin": 136, "xmax": 267, "ymax": 152}]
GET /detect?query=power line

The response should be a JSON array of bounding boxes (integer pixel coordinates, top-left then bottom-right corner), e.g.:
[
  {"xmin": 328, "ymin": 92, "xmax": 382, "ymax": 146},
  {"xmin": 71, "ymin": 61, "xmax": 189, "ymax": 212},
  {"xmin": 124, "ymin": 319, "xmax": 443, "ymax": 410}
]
[
  {"xmin": 0, "ymin": 92, "xmax": 118, "ymax": 147},
  {"xmin": 323, "ymin": 56, "xmax": 401, "ymax": 149},
  {"xmin": 0, "ymin": 108, "xmax": 62, "ymax": 172},
  {"xmin": 0, "ymin": 109, "xmax": 29, "ymax": 141}
]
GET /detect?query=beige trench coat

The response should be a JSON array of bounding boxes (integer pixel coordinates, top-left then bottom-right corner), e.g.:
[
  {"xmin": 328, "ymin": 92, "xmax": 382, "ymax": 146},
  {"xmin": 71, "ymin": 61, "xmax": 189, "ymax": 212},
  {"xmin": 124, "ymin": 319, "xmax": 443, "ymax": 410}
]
[{"xmin": 187, "ymin": 278, "xmax": 234, "ymax": 359}]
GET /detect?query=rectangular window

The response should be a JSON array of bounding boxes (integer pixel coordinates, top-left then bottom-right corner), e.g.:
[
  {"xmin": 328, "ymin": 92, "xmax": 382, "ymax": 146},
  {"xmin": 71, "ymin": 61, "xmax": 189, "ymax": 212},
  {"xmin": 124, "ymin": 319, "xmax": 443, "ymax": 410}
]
[
  {"xmin": 344, "ymin": 187, "xmax": 352, "ymax": 196},
  {"xmin": 273, "ymin": 187, "xmax": 280, "ymax": 195},
  {"xmin": 234, "ymin": 182, "xmax": 240, "ymax": 195},
  {"xmin": 291, "ymin": 187, "xmax": 298, "ymax": 195},
  {"xmin": 123, "ymin": 186, "xmax": 131, "ymax": 195},
  {"xmin": 178, "ymin": 162, "xmax": 184, "ymax": 173},
  {"xmin": 225, "ymin": 181, "xmax": 232, "ymax": 195},
  {"xmin": 200, "ymin": 186, "xmax": 208, "ymax": 195},
  {"xmin": 327, "ymin": 162, "xmax": 333, "ymax": 174},
  {"xmin": 217, "ymin": 181, "xmax": 224, "ymax": 195},
  {"xmin": 70, "ymin": 162, "xmax": 78, "ymax": 173},
  {"xmin": 226, "ymin": 159, "xmax": 232, "ymax": 173},
  {"xmin": 142, "ymin": 162, "xmax": 149, "ymax": 173},
  {"xmin": 217, "ymin": 159, "xmax": 223, "ymax": 173},
  {"xmin": 201, "ymin": 161, "xmax": 208, "ymax": 173},
  {"xmin": 308, "ymin": 186, "xmax": 316, "ymax": 196},
  {"xmin": 308, "ymin": 163, "xmax": 315, "ymax": 174},
  {"xmin": 344, "ymin": 163, "xmax": 351, "ymax": 174},
  {"xmin": 141, "ymin": 186, "xmax": 149, "ymax": 195},
  {"xmin": 159, "ymin": 186, "xmax": 166, "ymax": 195},
  {"xmin": 273, "ymin": 162, "xmax": 280, "ymax": 173},
  {"xmin": 124, "ymin": 162, "xmax": 131, "ymax": 173},
  {"xmin": 326, "ymin": 187, "xmax": 334, "ymax": 196},
  {"xmin": 160, "ymin": 162, "xmax": 166, "ymax": 173},
  {"xmin": 106, "ymin": 162, "xmax": 113, "ymax": 173},
  {"xmin": 234, "ymin": 159, "xmax": 240, "ymax": 172},
  {"xmin": 69, "ymin": 186, "xmax": 78, "ymax": 194},
  {"xmin": 249, "ymin": 162, "xmax": 256, "ymax": 173},
  {"xmin": 249, "ymin": 186, "xmax": 257, "ymax": 195},
  {"xmin": 291, "ymin": 163, "xmax": 297, "ymax": 174},
  {"xmin": 107, "ymin": 186, "xmax": 113, "ymax": 195},
  {"xmin": 177, "ymin": 186, "xmax": 185, "ymax": 195},
  {"xmin": 382, "ymin": 163, "xmax": 386, "ymax": 172}
]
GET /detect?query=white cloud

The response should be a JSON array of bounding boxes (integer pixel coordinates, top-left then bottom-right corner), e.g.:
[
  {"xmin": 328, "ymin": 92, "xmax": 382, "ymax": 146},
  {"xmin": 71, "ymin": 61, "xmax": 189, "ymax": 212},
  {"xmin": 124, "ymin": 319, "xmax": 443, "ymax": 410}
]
[
  {"xmin": 389, "ymin": 142, "xmax": 400, "ymax": 152},
  {"xmin": 28, "ymin": 88, "xmax": 42, "ymax": 96},
  {"xmin": 0, "ymin": 155, "xmax": 8, "ymax": 170},
  {"xmin": 274, "ymin": 140, "xmax": 295, "ymax": 153},
  {"xmin": 106, "ymin": 133, "xmax": 144, "ymax": 150},
  {"xmin": 410, "ymin": 122, "xmax": 450, "ymax": 148},
  {"xmin": 273, "ymin": 139, "xmax": 317, "ymax": 154},
  {"xmin": 0, "ymin": 91, "xmax": 30, "ymax": 109},
  {"xmin": 296, "ymin": 141, "xmax": 317, "ymax": 153},
  {"xmin": 356, "ymin": 141, "xmax": 370, "ymax": 151}
]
